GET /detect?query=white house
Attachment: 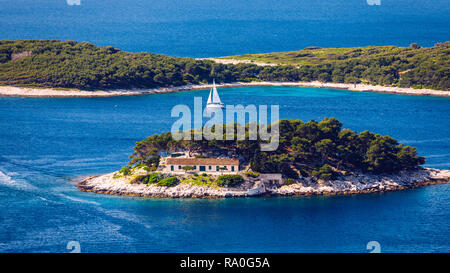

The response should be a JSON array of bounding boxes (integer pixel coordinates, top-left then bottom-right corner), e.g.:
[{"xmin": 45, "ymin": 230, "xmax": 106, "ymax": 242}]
[{"xmin": 163, "ymin": 157, "xmax": 239, "ymax": 175}]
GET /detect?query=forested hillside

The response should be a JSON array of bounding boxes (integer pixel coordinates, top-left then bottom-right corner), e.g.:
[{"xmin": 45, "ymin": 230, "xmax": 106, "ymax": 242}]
[
  {"xmin": 0, "ymin": 40, "xmax": 448, "ymax": 90},
  {"xmin": 129, "ymin": 118, "xmax": 426, "ymax": 180},
  {"xmin": 222, "ymin": 43, "xmax": 450, "ymax": 90}
]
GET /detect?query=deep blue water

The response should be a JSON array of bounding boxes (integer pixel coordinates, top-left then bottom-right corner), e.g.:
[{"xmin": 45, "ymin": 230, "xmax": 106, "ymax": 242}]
[
  {"xmin": 1, "ymin": 0, "xmax": 449, "ymax": 57},
  {"xmin": 0, "ymin": 86, "xmax": 450, "ymax": 252},
  {"xmin": 1, "ymin": 0, "xmax": 450, "ymax": 253}
]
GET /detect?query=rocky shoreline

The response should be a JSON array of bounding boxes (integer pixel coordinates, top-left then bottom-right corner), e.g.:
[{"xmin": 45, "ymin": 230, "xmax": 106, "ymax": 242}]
[
  {"xmin": 1, "ymin": 81, "xmax": 449, "ymax": 98},
  {"xmin": 77, "ymin": 168, "xmax": 450, "ymax": 199}
]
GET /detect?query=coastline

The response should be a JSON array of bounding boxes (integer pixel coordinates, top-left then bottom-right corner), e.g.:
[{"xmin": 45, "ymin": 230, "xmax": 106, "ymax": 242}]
[
  {"xmin": 77, "ymin": 168, "xmax": 450, "ymax": 199},
  {"xmin": 1, "ymin": 81, "xmax": 449, "ymax": 98},
  {"xmin": 198, "ymin": 57, "xmax": 279, "ymax": 67}
]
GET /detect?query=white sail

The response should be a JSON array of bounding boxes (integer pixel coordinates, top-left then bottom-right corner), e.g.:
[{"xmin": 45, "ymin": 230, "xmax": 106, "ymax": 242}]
[
  {"xmin": 211, "ymin": 79, "xmax": 222, "ymax": 104},
  {"xmin": 206, "ymin": 79, "xmax": 224, "ymax": 108},
  {"xmin": 207, "ymin": 89, "xmax": 212, "ymax": 104}
]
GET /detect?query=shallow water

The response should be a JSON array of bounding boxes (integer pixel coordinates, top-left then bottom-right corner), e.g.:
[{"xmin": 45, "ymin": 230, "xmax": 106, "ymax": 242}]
[{"xmin": 0, "ymin": 86, "xmax": 449, "ymax": 252}]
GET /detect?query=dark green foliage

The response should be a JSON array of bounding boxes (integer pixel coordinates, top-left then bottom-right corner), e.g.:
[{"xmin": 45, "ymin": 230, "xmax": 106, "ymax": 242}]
[
  {"xmin": 396, "ymin": 145, "xmax": 426, "ymax": 168},
  {"xmin": 216, "ymin": 175, "xmax": 244, "ymax": 187},
  {"xmin": 0, "ymin": 40, "xmax": 448, "ymax": 90},
  {"xmin": 130, "ymin": 175, "xmax": 148, "ymax": 184},
  {"xmin": 0, "ymin": 40, "xmax": 239, "ymax": 89},
  {"xmin": 157, "ymin": 177, "xmax": 179, "ymax": 187},
  {"xmin": 146, "ymin": 155, "xmax": 160, "ymax": 168},
  {"xmin": 130, "ymin": 173, "xmax": 161, "ymax": 184},
  {"xmin": 129, "ymin": 118, "xmax": 425, "ymax": 177},
  {"xmin": 284, "ymin": 178, "xmax": 295, "ymax": 185},
  {"xmin": 119, "ymin": 166, "xmax": 131, "ymax": 176},
  {"xmin": 132, "ymin": 172, "xmax": 173, "ymax": 185},
  {"xmin": 245, "ymin": 171, "xmax": 260, "ymax": 178},
  {"xmin": 144, "ymin": 173, "xmax": 162, "ymax": 184},
  {"xmin": 311, "ymin": 164, "xmax": 337, "ymax": 180},
  {"xmin": 181, "ymin": 166, "xmax": 195, "ymax": 171}
]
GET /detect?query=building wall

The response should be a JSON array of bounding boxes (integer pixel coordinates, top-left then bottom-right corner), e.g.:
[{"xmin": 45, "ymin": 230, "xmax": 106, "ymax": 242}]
[{"xmin": 164, "ymin": 164, "xmax": 239, "ymax": 175}]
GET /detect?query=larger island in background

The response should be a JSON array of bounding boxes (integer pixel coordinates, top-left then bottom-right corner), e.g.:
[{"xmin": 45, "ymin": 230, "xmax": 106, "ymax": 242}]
[
  {"xmin": 78, "ymin": 118, "xmax": 450, "ymax": 198},
  {"xmin": 0, "ymin": 40, "xmax": 449, "ymax": 97}
]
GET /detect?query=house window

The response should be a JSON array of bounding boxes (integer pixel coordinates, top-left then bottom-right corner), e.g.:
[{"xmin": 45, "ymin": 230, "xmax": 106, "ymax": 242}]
[
  {"xmin": 170, "ymin": 165, "xmax": 174, "ymax": 171},
  {"xmin": 231, "ymin": 166, "xmax": 234, "ymax": 171},
  {"xmin": 178, "ymin": 165, "xmax": 181, "ymax": 169},
  {"xmin": 199, "ymin": 166, "xmax": 206, "ymax": 172},
  {"xmin": 216, "ymin": 166, "xmax": 219, "ymax": 171},
  {"xmin": 209, "ymin": 166, "xmax": 212, "ymax": 170}
]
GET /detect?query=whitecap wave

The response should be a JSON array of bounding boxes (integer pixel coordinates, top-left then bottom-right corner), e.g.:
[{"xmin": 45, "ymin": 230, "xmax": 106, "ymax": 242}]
[
  {"xmin": 56, "ymin": 193, "xmax": 100, "ymax": 205},
  {"xmin": 0, "ymin": 170, "xmax": 36, "ymax": 190},
  {"xmin": 399, "ymin": 138, "xmax": 450, "ymax": 144},
  {"xmin": 425, "ymin": 154, "xmax": 450, "ymax": 159}
]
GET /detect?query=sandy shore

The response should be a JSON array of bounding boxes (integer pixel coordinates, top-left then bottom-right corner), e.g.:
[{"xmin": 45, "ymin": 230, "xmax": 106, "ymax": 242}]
[
  {"xmin": 77, "ymin": 168, "xmax": 450, "ymax": 199},
  {"xmin": 1, "ymin": 81, "xmax": 449, "ymax": 98},
  {"xmin": 199, "ymin": 58, "xmax": 278, "ymax": 67}
]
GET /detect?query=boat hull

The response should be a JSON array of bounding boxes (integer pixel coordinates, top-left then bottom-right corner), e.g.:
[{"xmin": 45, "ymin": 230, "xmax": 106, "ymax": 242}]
[{"xmin": 206, "ymin": 103, "xmax": 225, "ymax": 109}]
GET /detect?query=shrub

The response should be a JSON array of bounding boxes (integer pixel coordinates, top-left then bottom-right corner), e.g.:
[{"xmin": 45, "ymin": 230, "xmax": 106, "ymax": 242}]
[
  {"xmin": 217, "ymin": 175, "xmax": 244, "ymax": 187},
  {"xmin": 311, "ymin": 164, "xmax": 337, "ymax": 181},
  {"xmin": 130, "ymin": 175, "xmax": 147, "ymax": 184},
  {"xmin": 119, "ymin": 166, "xmax": 131, "ymax": 176},
  {"xmin": 130, "ymin": 172, "xmax": 161, "ymax": 184},
  {"xmin": 181, "ymin": 166, "xmax": 195, "ymax": 172},
  {"xmin": 245, "ymin": 171, "xmax": 260, "ymax": 178},
  {"xmin": 144, "ymin": 173, "xmax": 161, "ymax": 184},
  {"xmin": 284, "ymin": 178, "xmax": 295, "ymax": 185},
  {"xmin": 157, "ymin": 177, "xmax": 180, "ymax": 187}
]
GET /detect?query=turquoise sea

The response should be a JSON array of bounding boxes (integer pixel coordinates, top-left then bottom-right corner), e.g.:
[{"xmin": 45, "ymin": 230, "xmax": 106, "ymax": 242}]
[{"xmin": 0, "ymin": 87, "xmax": 449, "ymax": 252}]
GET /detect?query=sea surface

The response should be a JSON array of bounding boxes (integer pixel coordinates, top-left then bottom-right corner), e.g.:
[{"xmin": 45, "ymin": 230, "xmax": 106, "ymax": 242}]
[
  {"xmin": 0, "ymin": 86, "xmax": 450, "ymax": 252},
  {"xmin": 1, "ymin": 0, "xmax": 449, "ymax": 57},
  {"xmin": 1, "ymin": 0, "xmax": 450, "ymax": 253}
]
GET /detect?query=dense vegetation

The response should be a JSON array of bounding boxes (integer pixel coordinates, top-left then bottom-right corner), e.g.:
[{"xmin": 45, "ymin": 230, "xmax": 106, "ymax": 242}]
[
  {"xmin": 0, "ymin": 40, "xmax": 448, "ymax": 90},
  {"xmin": 216, "ymin": 175, "xmax": 245, "ymax": 187},
  {"xmin": 223, "ymin": 43, "xmax": 450, "ymax": 90},
  {"xmin": 129, "ymin": 172, "xmax": 180, "ymax": 187},
  {"xmin": 129, "ymin": 118, "xmax": 425, "ymax": 180}
]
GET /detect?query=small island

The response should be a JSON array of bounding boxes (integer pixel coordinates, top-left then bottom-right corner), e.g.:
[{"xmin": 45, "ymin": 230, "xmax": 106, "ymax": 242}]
[{"xmin": 78, "ymin": 118, "xmax": 450, "ymax": 198}]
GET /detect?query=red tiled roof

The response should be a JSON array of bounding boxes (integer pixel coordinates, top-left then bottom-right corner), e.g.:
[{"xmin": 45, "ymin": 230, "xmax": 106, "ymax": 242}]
[{"xmin": 166, "ymin": 158, "xmax": 238, "ymax": 166}]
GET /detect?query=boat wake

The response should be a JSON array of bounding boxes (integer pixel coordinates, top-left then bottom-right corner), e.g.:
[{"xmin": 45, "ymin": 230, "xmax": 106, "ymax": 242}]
[
  {"xmin": 0, "ymin": 170, "xmax": 37, "ymax": 191},
  {"xmin": 56, "ymin": 193, "xmax": 100, "ymax": 205}
]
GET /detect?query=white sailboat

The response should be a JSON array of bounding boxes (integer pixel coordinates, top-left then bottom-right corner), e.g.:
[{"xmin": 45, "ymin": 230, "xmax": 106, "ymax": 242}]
[{"xmin": 206, "ymin": 79, "xmax": 225, "ymax": 109}]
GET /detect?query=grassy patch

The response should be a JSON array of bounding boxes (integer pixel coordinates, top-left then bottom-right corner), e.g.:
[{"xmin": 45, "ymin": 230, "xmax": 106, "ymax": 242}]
[{"xmin": 180, "ymin": 174, "xmax": 217, "ymax": 187}]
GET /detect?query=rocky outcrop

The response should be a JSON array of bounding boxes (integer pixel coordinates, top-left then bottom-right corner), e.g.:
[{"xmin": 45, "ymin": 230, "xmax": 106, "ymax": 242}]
[
  {"xmin": 273, "ymin": 168, "xmax": 450, "ymax": 196},
  {"xmin": 77, "ymin": 168, "xmax": 450, "ymax": 199}
]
